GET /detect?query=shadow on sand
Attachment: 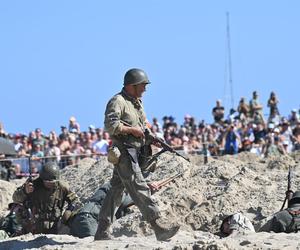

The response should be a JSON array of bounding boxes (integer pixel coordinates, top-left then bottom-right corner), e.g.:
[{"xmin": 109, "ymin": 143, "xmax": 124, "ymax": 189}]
[{"xmin": 0, "ymin": 235, "xmax": 78, "ymax": 250}]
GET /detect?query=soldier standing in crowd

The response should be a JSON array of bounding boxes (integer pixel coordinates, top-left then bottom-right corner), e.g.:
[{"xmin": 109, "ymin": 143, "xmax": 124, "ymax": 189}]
[
  {"xmin": 249, "ymin": 91, "xmax": 264, "ymax": 122},
  {"xmin": 94, "ymin": 68, "xmax": 179, "ymax": 241},
  {"xmin": 11, "ymin": 162, "xmax": 81, "ymax": 235}
]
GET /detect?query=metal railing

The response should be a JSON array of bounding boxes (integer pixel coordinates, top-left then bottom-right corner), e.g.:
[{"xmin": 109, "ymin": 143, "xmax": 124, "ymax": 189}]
[{"xmin": 0, "ymin": 152, "xmax": 107, "ymax": 177}]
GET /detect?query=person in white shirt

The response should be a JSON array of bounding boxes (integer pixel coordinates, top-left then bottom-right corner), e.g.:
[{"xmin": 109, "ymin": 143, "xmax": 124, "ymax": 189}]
[{"xmin": 92, "ymin": 134, "xmax": 109, "ymax": 156}]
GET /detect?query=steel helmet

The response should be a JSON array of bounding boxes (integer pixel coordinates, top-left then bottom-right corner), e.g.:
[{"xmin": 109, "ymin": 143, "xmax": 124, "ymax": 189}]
[
  {"xmin": 39, "ymin": 161, "xmax": 60, "ymax": 181},
  {"xmin": 288, "ymin": 191, "xmax": 300, "ymax": 207},
  {"xmin": 123, "ymin": 68, "xmax": 150, "ymax": 86}
]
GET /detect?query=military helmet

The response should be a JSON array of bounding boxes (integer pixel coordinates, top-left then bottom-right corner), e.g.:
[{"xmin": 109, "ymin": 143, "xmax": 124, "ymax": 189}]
[
  {"xmin": 288, "ymin": 191, "xmax": 300, "ymax": 207},
  {"xmin": 39, "ymin": 161, "xmax": 60, "ymax": 181},
  {"xmin": 123, "ymin": 68, "xmax": 150, "ymax": 86}
]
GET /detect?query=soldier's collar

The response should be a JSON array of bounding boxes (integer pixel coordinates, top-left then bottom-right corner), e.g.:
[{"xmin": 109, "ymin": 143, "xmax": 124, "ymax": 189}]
[{"xmin": 121, "ymin": 88, "xmax": 142, "ymax": 106}]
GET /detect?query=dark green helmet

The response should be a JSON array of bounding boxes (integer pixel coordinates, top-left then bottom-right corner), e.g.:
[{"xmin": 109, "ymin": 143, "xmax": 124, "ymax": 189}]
[
  {"xmin": 39, "ymin": 161, "xmax": 60, "ymax": 181},
  {"xmin": 288, "ymin": 191, "xmax": 300, "ymax": 207},
  {"xmin": 124, "ymin": 68, "xmax": 150, "ymax": 86}
]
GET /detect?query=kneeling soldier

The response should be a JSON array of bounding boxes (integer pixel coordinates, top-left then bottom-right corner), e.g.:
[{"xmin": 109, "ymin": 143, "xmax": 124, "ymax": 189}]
[{"xmin": 12, "ymin": 161, "xmax": 80, "ymax": 235}]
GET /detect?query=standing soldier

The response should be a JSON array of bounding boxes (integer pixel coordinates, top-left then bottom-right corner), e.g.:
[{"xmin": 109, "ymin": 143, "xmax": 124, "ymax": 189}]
[
  {"xmin": 12, "ymin": 161, "xmax": 80, "ymax": 234},
  {"xmin": 94, "ymin": 68, "xmax": 179, "ymax": 241}
]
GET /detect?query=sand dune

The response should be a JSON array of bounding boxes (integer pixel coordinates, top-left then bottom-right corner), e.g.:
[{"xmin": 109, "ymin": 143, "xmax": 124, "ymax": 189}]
[{"xmin": 1, "ymin": 151, "xmax": 300, "ymax": 249}]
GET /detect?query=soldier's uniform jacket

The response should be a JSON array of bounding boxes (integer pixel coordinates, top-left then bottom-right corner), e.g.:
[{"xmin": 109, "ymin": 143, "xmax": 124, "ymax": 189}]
[
  {"xmin": 105, "ymin": 88, "xmax": 147, "ymax": 148},
  {"xmin": 98, "ymin": 86, "xmax": 160, "ymax": 225},
  {"xmin": 269, "ymin": 204, "xmax": 300, "ymax": 233},
  {"xmin": 12, "ymin": 177, "xmax": 79, "ymax": 234}
]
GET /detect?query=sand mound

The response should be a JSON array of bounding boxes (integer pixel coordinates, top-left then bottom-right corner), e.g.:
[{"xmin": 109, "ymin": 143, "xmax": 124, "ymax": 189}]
[{"xmin": 1, "ymin": 151, "xmax": 300, "ymax": 249}]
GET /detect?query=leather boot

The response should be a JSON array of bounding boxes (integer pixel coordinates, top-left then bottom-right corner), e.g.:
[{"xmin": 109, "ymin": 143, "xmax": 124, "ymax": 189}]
[
  {"xmin": 94, "ymin": 219, "xmax": 111, "ymax": 240},
  {"xmin": 150, "ymin": 218, "xmax": 180, "ymax": 241}
]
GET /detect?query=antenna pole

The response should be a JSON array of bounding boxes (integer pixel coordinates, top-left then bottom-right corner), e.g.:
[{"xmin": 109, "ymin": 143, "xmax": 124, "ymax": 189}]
[{"xmin": 226, "ymin": 12, "xmax": 234, "ymax": 109}]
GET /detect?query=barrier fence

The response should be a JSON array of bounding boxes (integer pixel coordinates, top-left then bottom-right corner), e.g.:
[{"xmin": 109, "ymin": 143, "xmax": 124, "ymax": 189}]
[{"xmin": 0, "ymin": 153, "xmax": 106, "ymax": 178}]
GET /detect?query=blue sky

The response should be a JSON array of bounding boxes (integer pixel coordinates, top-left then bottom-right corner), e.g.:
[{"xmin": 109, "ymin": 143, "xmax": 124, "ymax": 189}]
[{"xmin": 0, "ymin": 1, "xmax": 299, "ymax": 134}]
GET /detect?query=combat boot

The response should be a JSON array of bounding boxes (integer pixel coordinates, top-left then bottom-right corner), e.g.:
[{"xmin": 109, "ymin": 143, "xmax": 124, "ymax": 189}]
[
  {"xmin": 150, "ymin": 218, "xmax": 180, "ymax": 241},
  {"xmin": 94, "ymin": 219, "xmax": 111, "ymax": 240}
]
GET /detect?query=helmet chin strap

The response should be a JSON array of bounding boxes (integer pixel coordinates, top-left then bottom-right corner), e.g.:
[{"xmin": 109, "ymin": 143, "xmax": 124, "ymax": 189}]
[{"xmin": 133, "ymin": 85, "xmax": 139, "ymax": 98}]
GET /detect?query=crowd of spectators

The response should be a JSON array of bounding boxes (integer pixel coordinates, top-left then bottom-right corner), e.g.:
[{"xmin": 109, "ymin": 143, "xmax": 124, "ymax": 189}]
[
  {"xmin": 0, "ymin": 90, "xmax": 300, "ymax": 178},
  {"xmin": 150, "ymin": 91, "xmax": 300, "ymax": 158},
  {"xmin": 0, "ymin": 116, "xmax": 110, "ymax": 177}
]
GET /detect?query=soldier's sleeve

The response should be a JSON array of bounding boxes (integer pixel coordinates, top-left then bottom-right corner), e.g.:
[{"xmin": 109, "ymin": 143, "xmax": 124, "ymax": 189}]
[
  {"xmin": 104, "ymin": 96, "xmax": 124, "ymax": 136},
  {"xmin": 269, "ymin": 214, "xmax": 285, "ymax": 233},
  {"xmin": 59, "ymin": 181, "xmax": 82, "ymax": 211},
  {"xmin": 12, "ymin": 185, "xmax": 27, "ymax": 204},
  {"xmin": 57, "ymin": 181, "xmax": 81, "ymax": 225}
]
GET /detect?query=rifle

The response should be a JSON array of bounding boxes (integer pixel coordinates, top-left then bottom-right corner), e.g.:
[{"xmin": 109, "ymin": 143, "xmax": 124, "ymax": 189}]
[
  {"xmin": 115, "ymin": 171, "xmax": 185, "ymax": 219},
  {"xmin": 202, "ymin": 134, "xmax": 208, "ymax": 164},
  {"xmin": 119, "ymin": 120, "xmax": 190, "ymax": 162},
  {"xmin": 154, "ymin": 172, "xmax": 184, "ymax": 191},
  {"xmin": 280, "ymin": 165, "xmax": 293, "ymax": 211},
  {"xmin": 24, "ymin": 156, "xmax": 36, "ymax": 232},
  {"xmin": 144, "ymin": 129, "xmax": 190, "ymax": 162}
]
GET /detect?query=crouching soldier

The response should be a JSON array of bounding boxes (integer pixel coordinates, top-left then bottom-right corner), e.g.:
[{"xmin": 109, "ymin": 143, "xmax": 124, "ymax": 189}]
[
  {"xmin": 267, "ymin": 191, "xmax": 300, "ymax": 233},
  {"xmin": 12, "ymin": 161, "xmax": 81, "ymax": 235}
]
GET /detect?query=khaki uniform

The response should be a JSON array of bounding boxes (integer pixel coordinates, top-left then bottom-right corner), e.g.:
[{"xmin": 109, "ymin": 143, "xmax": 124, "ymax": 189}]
[
  {"xmin": 12, "ymin": 177, "xmax": 79, "ymax": 234},
  {"xmin": 99, "ymin": 88, "xmax": 160, "ymax": 224}
]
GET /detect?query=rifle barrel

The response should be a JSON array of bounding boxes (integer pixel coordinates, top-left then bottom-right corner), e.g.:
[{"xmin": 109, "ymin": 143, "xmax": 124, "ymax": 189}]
[{"xmin": 156, "ymin": 173, "xmax": 183, "ymax": 189}]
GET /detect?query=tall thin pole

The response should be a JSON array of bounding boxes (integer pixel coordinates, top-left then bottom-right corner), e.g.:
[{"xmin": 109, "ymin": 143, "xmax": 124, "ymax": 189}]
[{"xmin": 226, "ymin": 12, "xmax": 234, "ymax": 109}]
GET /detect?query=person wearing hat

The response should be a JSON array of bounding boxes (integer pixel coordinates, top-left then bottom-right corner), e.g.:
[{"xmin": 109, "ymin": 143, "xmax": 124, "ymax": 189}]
[
  {"xmin": 212, "ymin": 99, "xmax": 225, "ymax": 124},
  {"xmin": 94, "ymin": 68, "xmax": 179, "ymax": 241},
  {"xmin": 68, "ymin": 116, "xmax": 80, "ymax": 133},
  {"xmin": 32, "ymin": 128, "xmax": 46, "ymax": 151},
  {"xmin": 59, "ymin": 126, "xmax": 68, "ymax": 141},
  {"xmin": 267, "ymin": 191, "xmax": 300, "ymax": 233},
  {"xmin": 289, "ymin": 109, "xmax": 300, "ymax": 128},
  {"xmin": 11, "ymin": 162, "xmax": 81, "ymax": 235}
]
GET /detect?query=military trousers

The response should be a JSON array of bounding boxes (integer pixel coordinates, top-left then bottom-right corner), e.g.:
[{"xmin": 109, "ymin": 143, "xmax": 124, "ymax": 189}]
[{"xmin": 98, "ymin": 146, "xmax": 160, "ymax": 224}]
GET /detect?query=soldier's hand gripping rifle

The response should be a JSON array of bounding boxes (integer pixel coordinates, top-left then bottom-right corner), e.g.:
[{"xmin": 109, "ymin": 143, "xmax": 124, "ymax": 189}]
[
  {"xmin": 280, "ymin": 165, "xmax": 293, "ymax": 211},
  {"xmin": 144, "ymin": 128, "xmax": 190, "ymax": 162},
  {"xmin": 24, "ymin": 156, "xmax": 36, "ymax": 232},
  {"xmin": 120, "ymin": 120, "xmax": 190, "ymax": 162}
]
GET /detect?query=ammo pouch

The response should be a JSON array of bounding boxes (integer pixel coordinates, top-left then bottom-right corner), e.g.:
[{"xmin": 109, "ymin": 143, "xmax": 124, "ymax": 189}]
[{"xmin": 107, "ymin": 146, "xmax": 121, "ymax": 165}]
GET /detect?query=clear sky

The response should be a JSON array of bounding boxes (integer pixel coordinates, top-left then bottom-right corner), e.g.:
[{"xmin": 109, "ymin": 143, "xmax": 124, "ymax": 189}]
[{"xmin": 1, "ymin": 1, "xmax": 299, "ymax": 134}]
